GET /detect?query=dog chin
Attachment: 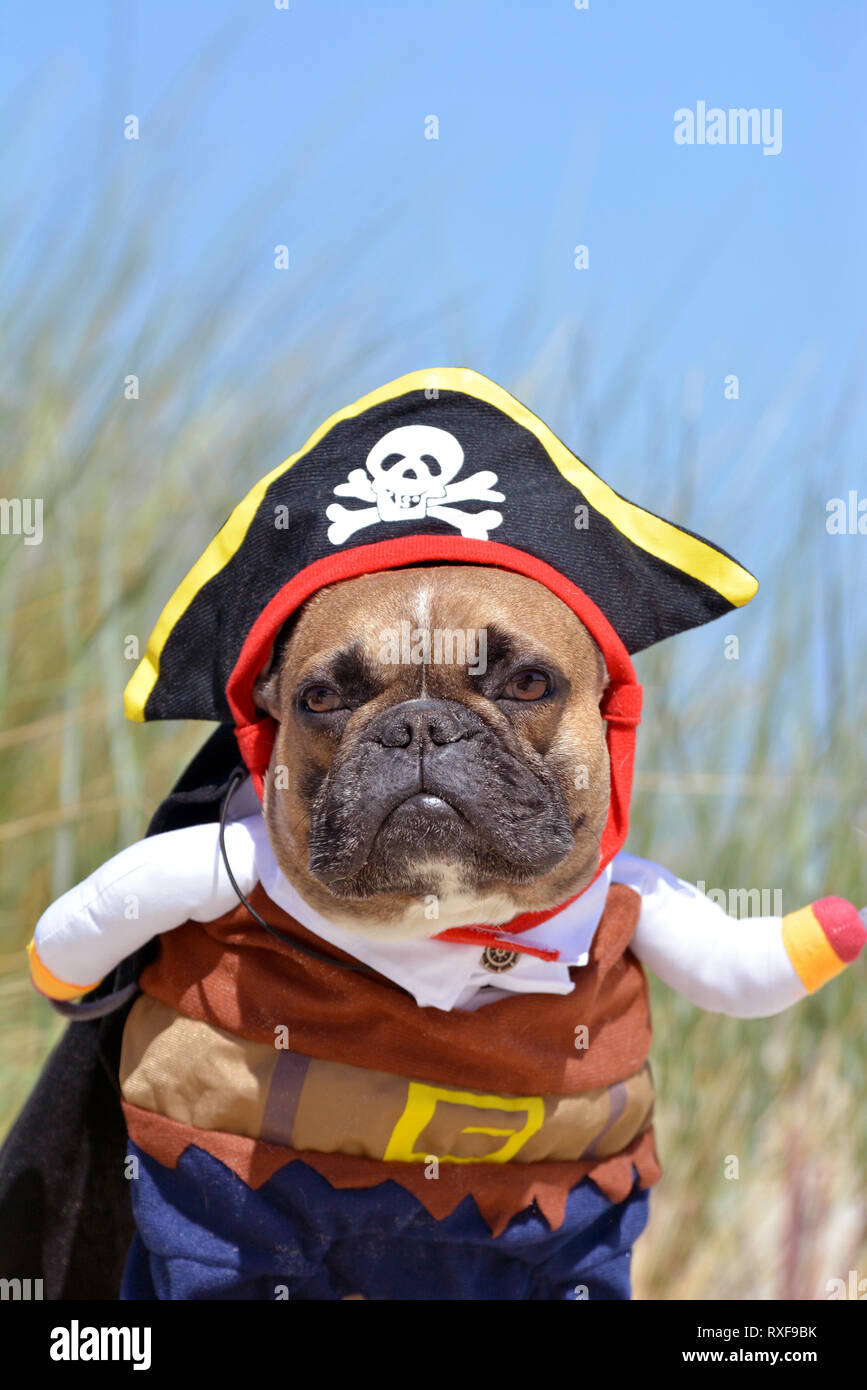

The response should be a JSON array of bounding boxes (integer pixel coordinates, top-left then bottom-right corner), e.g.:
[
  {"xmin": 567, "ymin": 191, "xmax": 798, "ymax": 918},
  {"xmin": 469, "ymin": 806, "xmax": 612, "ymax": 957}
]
[
  {"xmin": 297, "ymin": 819, "xmax": 596, "ymax": 945},
  {"xmin": 312, "ymin": 865, "xmax": 540, "ymax": 940}
]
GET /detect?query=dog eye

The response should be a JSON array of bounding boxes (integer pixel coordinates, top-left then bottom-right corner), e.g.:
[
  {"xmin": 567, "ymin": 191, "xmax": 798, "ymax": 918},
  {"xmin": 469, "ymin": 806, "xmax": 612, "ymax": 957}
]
[
  {"xmin": 301, "ymin": 685, "xmax": 345, "ymax": 713},
  {"xmin": 502, "ymin": 669, "xmax": 551, "ymax": 702}
]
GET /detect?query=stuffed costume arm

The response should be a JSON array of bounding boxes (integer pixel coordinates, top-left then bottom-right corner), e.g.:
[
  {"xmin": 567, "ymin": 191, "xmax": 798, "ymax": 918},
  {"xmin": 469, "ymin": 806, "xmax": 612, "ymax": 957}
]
[
  {"xmin": 613, "ymin": 852, "xmax": 866, "ymax": 1019},
  {"xmin": 27, "ymin": 817, "xmax": 265, "ymax": 1000},
  {"xmin": 27, "ymin": 824, "xmax": 865, "ymax": 1014}
]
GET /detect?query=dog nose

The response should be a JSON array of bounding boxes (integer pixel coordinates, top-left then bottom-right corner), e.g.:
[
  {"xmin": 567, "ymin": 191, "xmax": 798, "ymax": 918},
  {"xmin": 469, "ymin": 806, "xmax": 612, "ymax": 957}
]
[{"xmin": 368, "ymin": 699, "xmax": 478, "ymax": 750}]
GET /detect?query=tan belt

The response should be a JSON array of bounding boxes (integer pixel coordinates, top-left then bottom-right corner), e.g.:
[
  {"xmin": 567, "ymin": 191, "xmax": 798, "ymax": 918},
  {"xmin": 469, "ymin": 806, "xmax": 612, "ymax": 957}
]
[{"xmin": 120, "ymin": 994, "xmax": 654, "ymax": 1166}]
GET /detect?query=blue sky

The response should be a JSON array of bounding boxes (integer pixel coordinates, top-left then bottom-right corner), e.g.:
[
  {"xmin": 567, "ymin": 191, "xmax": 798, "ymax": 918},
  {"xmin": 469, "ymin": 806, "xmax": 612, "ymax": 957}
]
[
  {"xmin": 8, "ymin": 2, "xmax": 863, "ymax": 379},
  {"xmin": 5, "ymin": 1, "xmax": 865, "ymax": 668}
]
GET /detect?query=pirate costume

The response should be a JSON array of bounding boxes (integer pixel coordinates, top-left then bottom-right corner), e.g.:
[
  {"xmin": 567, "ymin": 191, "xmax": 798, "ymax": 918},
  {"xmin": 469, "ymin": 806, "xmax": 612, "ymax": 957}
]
[{"xmin": 9, "ymin": 369, "xmax": 867, "ymax": 1300}]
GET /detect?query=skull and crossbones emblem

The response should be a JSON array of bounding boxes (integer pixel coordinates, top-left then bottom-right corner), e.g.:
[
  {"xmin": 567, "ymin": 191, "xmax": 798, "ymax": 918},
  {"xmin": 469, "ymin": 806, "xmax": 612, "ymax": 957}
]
[{"xmin": 326, "ymin": 425, "xmax": 505, "ymax": 546}]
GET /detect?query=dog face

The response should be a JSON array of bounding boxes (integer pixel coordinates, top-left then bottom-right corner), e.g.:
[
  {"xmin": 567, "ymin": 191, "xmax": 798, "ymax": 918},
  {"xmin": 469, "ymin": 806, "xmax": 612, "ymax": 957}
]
[{"xmin": 254, "ymin": 566, "xmax": 610, "ymax": 938}]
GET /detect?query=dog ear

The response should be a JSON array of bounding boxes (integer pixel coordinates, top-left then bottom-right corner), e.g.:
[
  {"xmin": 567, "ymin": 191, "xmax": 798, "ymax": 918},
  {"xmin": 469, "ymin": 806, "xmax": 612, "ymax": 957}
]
[
  {"xmin": 582, "ymin": 632, "xmax": 609, "ymax": 705},
  {"xmin": 252, "ymin": 619, "xmax": 297, "ymax": 720},
  {"xmin": 253, "ymin": 665, "xmax": 282, "ymax": 720},
  {"xmin": 251, "ymin": 597, "xmax": 328, "ymax": 721},
  {"xmin": 596, "ymin": 650, "xmax": 609, "ymax": 702}
]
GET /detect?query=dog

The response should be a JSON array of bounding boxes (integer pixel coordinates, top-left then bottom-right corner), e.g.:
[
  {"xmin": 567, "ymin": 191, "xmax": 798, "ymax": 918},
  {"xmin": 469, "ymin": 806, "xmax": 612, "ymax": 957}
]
[{"xmin": 18, "ymin": 367, "xmax": 866, "ymax": 1301}]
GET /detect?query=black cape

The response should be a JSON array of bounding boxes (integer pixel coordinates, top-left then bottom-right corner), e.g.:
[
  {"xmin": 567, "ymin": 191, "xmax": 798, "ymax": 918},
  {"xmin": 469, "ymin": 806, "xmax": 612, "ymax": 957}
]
[{"xmin": 0, "ymin": 725, "xmax": 244, "ymax": 1300}]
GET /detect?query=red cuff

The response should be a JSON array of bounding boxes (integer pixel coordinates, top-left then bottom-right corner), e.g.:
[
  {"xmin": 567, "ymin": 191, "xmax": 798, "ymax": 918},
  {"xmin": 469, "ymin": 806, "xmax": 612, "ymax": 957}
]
[{"xmin": 811, "ymin": 897, "xmax": 866, "ymax": 964}]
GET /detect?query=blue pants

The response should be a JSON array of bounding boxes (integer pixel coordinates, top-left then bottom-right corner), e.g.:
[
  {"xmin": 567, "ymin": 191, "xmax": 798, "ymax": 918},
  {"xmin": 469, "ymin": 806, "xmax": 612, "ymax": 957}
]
[{"xmin": 121, "ymin": 1142, "xmax": 649, "ymax": 1301}]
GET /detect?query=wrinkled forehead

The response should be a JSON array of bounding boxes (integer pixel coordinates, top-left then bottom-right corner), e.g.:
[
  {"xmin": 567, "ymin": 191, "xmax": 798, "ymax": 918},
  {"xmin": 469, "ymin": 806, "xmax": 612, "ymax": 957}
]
[{"xmin": 281, "ymin": 566, "xmax": 603, "ymax": 677}]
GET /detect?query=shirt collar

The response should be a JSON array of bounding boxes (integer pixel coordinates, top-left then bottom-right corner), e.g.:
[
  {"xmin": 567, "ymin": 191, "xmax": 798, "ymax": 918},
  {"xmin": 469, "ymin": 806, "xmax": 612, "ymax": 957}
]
[{"xmin": 251, "ymin": 818, "xmax": 611, "ymax": 1011}]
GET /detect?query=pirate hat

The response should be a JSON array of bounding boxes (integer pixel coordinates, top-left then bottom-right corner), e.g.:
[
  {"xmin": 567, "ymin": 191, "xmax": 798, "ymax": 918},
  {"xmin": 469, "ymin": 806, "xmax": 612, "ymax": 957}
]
[{"xmin": 124, "ymin": 367, "xmax": 757, "ymax": 873}]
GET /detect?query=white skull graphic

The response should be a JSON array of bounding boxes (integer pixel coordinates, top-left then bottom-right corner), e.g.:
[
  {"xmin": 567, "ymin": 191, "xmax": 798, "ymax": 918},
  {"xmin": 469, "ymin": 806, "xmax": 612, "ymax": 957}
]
[
  {"xmin": 326, "ymin": 424, "xmax": 505, "ymax": 546},
  {"xmin": 366, "ymin": 425, "xmax": 463, "ymax": 521}
]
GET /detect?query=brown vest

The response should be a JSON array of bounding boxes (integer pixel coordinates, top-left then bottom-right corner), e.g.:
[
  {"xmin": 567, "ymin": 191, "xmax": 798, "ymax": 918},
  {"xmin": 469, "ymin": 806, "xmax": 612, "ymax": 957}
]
[{"xmin": 120, "ymin": 882, "xmax": 660, "ymax": 1235}]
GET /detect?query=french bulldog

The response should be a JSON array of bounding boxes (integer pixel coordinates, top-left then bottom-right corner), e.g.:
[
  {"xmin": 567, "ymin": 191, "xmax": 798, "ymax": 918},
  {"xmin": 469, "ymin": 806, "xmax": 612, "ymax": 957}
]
[
  {"xmin": 16, "ymin": 361, "xmax": 865, "ymax": 1304},
  {"xmin": 253, "ymin": 564, "xmax": 611, "ymax": 938}
]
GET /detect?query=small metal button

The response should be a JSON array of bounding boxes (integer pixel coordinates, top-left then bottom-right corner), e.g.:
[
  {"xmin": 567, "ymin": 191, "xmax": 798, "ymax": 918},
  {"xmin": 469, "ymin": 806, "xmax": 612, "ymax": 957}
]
[{"xmin": 480, "ymin": 946, "xmax": 520, "ymax": 973}]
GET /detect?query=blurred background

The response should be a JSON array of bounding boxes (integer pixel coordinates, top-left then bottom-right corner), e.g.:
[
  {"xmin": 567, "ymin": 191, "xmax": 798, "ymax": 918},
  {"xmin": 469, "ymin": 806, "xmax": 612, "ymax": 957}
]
[{"xmin": 1, "ymin": 1, "xmax": 864, "ymax": 1299}]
